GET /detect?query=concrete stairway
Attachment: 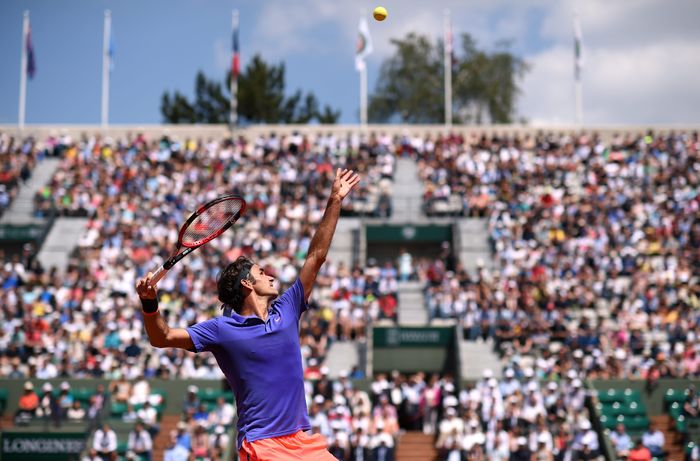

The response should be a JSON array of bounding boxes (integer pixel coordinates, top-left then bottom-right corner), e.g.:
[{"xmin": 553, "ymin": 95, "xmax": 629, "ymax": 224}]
[
  {"xmin": 652, "ymin": 414, "xmax": 685, "ymax": 461},
  {"xmin": 323, "ymin": 340, "xmax": 367, "ymax": 379},
  {"xmin": 397, "ymin": 281, "xmax": 427, "ymax": 325},
  {"xmin": 459, "ymin": 338, "xmax": 502, "ymax": 380},
  {"xmin": 152, "ymin": 414, "xmax": 180, "ymax": 461},
  {"xmin": 329, "ymin": 217, "xmax": 362, "ymax": 269},
  {"xmin": 391, "ymin": 158, "xmax": 423, "ymax": 223},
  {"xmin": 455, "ymin": 218, "xmax": 493, "ymax": 273},
  {"xmin": 396, "ymin": 431, "xmax": 438, "ymax": 461},
  {"xmin": 36, "ymin": 218, "xmax": 89, "ymax": 272},
  {"xmin": 0, "ymin": 157, "xmax": 60, "ymax": 224}
]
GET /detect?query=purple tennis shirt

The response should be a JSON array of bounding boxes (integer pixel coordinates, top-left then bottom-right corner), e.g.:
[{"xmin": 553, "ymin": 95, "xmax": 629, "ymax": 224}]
[{"xmin": 186, "ymin": 278, "xmax": 310, "ymax": 448}]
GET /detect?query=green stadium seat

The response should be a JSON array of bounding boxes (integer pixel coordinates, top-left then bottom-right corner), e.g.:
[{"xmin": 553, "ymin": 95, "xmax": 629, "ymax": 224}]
[
  {"xmin": 677, "ymin": 415, "xmax": 687, "ymax": 433},
  {"xmin": 0, "ymin": 388, "xmax": 7, "ymax": 413},
  {"xmin": 670, "ymin": 402, "xmax": 683, "ymax": 420},
  {"xmin": 665, "ymin": 388, "xmax": 689, "ymax": 409},
  {"xmin": 598, "ymin": 389, "xmax": 625, "ymax": 404},
  {"xmin": 111, "ymin": 402, "xmax": 128, "ymax": 418},
  {"xmin": 625, "ymin": 416, "xmax": 650, "ymax": 431},
  {"xmin": 622, "ymin": 401, "xmax": 647, "ymax": 417},
  {"xmin": 623, "ymin": 388, "xmax": 642, "ymax": 403}
]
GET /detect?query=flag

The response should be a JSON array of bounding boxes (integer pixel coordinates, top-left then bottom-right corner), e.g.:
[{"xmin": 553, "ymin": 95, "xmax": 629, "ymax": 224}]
[
  {"xmin": 355, "ymin": 16, "xmax": 372, "ymax": 71},
  {"xmin": 232, "ymin": 14, "xmax": 240, "ymax": 79},
  {"xmin": 108, "ymin": 25, "xmax": 115, "ymax": 72},
  {"xmin": 574, "ymin": 12, "xmax": 583, "ymax": 81},
  {"xmin": 26, "ymin": 24, "xmax": 35, "ymax": 79}
]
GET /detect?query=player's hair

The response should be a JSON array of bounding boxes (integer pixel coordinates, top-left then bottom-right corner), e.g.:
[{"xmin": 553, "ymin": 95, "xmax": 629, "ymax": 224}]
[{"xmin": 217, "ymin": 256, "xmax": 255, "ymax": 310}]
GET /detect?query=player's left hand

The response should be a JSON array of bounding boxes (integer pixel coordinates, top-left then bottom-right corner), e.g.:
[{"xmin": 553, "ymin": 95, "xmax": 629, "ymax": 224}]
[{"xmin": 332, "ymin": 168, "xmax": 361, "ymax": 200}]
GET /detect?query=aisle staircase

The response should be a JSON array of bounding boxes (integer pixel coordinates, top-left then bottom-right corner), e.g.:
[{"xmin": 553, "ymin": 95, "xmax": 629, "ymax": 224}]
[{"xmin": 396, "ymin": 431, "xmax": 438, "ymax": 461}]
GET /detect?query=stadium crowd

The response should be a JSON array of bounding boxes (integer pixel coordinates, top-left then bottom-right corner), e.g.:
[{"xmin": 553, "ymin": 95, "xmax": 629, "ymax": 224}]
[
  {"xmin": 0, "ymin": 132, "xmax": 43, "ymax": 217},
  {"xmin": 416, "ymin": 131, "xmax": 700, "ymax": 382},
  {"xmin": 1, "ymin": 132, "xmax": 401, "ymax": 378}
]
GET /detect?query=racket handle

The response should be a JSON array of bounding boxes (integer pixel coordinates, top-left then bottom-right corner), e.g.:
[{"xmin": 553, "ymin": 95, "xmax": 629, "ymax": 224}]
[{"xmin": 148, "ymin": 266, "xmax": 168, "ymax": 287}]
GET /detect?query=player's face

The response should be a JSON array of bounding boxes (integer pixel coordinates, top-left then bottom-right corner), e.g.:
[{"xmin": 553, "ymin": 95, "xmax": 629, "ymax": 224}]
[{"xmin": 250, "ymin": 264, "xmax": 279, "ymax": 298}]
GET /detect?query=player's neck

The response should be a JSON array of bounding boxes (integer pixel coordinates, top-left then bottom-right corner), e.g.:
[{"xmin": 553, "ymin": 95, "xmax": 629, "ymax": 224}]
[{"xmin": 239, "ymin": 295, "xmax": 271, "ymax": 321}]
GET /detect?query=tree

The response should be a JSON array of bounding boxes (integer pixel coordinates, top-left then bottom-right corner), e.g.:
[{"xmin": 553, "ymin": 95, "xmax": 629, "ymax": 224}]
[
  {"xmin": 161, "ymin": 54, "xmax": 341, "ymax": 124},
  {"xmin": 368, "ymin": 33, "xmax": 528, "ymax": 124}
]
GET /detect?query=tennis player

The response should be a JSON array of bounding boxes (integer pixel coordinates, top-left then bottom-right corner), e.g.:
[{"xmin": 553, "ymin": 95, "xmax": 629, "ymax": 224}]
[{"xmin": 136, "ymin": 168, "xmax": 361, "ymax": 460}]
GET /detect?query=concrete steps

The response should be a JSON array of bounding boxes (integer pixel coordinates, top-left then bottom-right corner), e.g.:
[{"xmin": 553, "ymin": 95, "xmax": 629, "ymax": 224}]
[
  {"xmin": 324, "ymin": 340, "xmax": 366, "ymax": 379},
  {"xmin": 397, "ymin": 281, "xmax": 427, "ymax": 325},
  {"xmin": 396, "ymin": 431, "xmax": 438, "ymax": 461},
  {"xmin": 459, "ymin": 338, "xmax": 502, "ymax": 380},
  {"xmin": 652, "ymin": 414, "xmax": 685, "ymax": 460},
  {"xmin": 36, "ymin": 218, "xmax": 90, "ymax": 272},
  {"xmin": 152, "ymin": 414, "xmax": 181, "ymax": 460},
  {"xmin": 455, "ymin": 218, "xmax": 493, "ymax": 273}
]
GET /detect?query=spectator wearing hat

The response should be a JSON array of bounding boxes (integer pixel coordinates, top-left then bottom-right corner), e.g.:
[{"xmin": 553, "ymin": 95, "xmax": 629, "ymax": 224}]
[
  {"xmin": 511, "ymin": 436, "xmax": 532, "ymax": 461},
  {"xmin": 183, "ymin": 385, "xmax": 200, "ymax": 418},
  {"xmin": 37, "ymin": 382, "xmax": 59, "ymax": 425},
  {"xmin": 209, "ymin": 425, "xmax": 229, "ymax": 461},
  {"xmin": 15, "ymin": 381, "xmax": 39, "ymax": 424},
  {"xmin": 127, "ymin": 421, "xmax": 153, "ymax": 461},
  {"xmin": 92, "ymin": 422, "xmax": 117, "ymax": 461},
  {"xmin": 57, "ymin": 381, "xmax": 73, "ymax": 421},
  {"xmin": 572, "ymin": 420, "xmax": 599, "ymax": 459},
  {"xmin": 174, "ymin": 421, "xmax": 191, "ymax": 450}
]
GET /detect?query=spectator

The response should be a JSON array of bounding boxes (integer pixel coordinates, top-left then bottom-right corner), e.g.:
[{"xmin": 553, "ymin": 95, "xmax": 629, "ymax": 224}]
[
  {"xmin": 208, "ymin": 396, "xmax": 235, "ymax": 427},
  {"xmin": 628, "ymin": 439, "xmax": 652, "ymax": 461},
  {"xmin": 183, "ymin": 386, "xmax": 200, "ymax": 417},
  {"xmin": 174, "ymin": 421, "xmax": 191, "ymax": 451},
  {"xmin": 67, "ymin": 400, "xmax": 86, "ymax": 421},
  {"xmin": 372, "ymin": 438, "xmax": 395, "ymax": 461},
  {"xmin": 209, "ymin": 425, "xmax": 229, "ymax": 461},
  {"xmin": 510, "ymin": 436, "xmax": 531, "ymax": 461},
  {"xmin": 92, "ymin": 422, "xmax": 117, "ymax": 461},
  {"xmin": 136, "ymin": 401, "xmax": 160, "ymax": 437},
  {"xmin": 610, "ymin": 423, "xmax": 632, "ymax": 458},
  {"xmin": 127, "ymin": 421, "xmax": 153, "ymax": 461},
  {"xmin": 684, "ymin": 385, "xmax": 699, "ymax": 418},
  {"xmin": 15, "ymin": 381, "xmax": 39, "ymax": 424},
  {"xmin": 190, "ymin": 422, "xmax": 211, "ymax": 460},
  {"xmin": 82, "ymin": 448, "xmax": 103, "ymax": 461},
  {"xmin": 164, "ymin": 437, "xmax": 190, "ymax": 461},
  {"xmin": 641, "ymin": 423, "xmax": 665, "ymax": 458}
]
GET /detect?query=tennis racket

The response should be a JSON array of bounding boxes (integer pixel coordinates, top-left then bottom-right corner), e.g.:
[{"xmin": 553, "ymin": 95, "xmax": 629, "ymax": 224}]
[{"xmin": 147, "ymin": 194, "xmax": 247, "ymax": 287}]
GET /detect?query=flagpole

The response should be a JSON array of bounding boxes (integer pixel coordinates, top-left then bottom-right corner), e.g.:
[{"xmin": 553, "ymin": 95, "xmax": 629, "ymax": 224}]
[
  {"xmin": 18, "ymin": 11, "xmax": 30, "ymax": 131},
  {"xmin": 359, "ymin": 9, "xmax": 368, "ymax": 129},
  {"xmin": 574, "ymin": 10, "xmax": 583, "ymax": 126},
  {"xmin": 230, "ymin": 10, "xmax": 239, "ymax": 135},
  {"xmin": 101, "ymin": 10, "xmax": 111, "ymax": 130},
  {"xmin": 443, "ymin": 9, "xmax": 452, "ymax": 129}
]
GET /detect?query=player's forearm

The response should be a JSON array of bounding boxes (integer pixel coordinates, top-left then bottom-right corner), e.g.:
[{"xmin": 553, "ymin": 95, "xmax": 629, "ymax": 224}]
[
  {"xmin": 306, "ymin": 194, "xmax": 342, "ymax": 265},
  {"xmin": 140, "ymin": 297, "xmax": 169, "ymax": 347}
]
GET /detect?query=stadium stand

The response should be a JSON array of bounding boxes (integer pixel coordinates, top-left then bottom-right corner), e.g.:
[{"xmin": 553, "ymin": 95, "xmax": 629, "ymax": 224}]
[{"xmin": 1, "ymin": 127, "xmax": 699, "ymax": 461}]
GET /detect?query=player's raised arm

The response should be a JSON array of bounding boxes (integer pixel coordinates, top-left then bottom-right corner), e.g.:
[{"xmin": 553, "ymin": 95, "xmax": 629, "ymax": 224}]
[
  {"xmin": 299, "ymin": 168, "xmax": 361, "ymax": 302},
  {"xmin": 136, "ymin": 272, "xmax": 195, "ymax": 350}
]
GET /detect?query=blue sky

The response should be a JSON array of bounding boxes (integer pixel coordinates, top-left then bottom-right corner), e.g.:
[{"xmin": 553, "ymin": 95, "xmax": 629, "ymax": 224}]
[{"xmin": 1, "ymin": 0, "xmax": 699, "ymax": 126}]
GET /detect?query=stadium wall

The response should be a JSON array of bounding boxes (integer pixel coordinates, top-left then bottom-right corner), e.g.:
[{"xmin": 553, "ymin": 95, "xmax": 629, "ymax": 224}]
[{"xmin": 2, "ymin": 124, "xmax": 699, "ymax": 141}]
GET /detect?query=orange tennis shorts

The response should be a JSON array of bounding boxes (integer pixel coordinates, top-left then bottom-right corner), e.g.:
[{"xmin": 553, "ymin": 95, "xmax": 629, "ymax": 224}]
[{"xmin": 238, "ymin": 431, "xmax": 336, "ymax": 461}]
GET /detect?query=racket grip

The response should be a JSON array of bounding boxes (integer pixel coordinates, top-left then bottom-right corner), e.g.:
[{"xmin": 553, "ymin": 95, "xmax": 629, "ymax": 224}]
[{"xmin": 148, "ymin": 266, "xmax": 168, "ymax": 287}]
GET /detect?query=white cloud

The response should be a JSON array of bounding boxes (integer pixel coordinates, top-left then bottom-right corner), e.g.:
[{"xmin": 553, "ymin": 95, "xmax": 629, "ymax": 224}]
[{"xmin": 246, "ymin": 0, "xmax": 700, "ymax": 125}]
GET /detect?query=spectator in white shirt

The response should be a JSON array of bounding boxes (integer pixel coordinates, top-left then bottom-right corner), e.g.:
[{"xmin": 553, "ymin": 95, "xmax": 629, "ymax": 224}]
[
  {"xmin": 127, "ymin": 421, "xmax": 153, "ymax": 461},
  {"xmin": 92, "ymin": 422, "xmax": 117, "ymax": 461},
  {"xmin": 642, "ymin": 423, "xmax": 665, "ymax": 458},
  {"xmin": 136, "ymin": 401, "xmax": 160, "ymax": 437}
]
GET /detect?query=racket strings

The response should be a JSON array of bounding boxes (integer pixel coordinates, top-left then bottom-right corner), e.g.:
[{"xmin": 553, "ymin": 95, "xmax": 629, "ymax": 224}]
[{"xmin": 182, "ymin": 198, "xmax": 244, "ymax": 246}]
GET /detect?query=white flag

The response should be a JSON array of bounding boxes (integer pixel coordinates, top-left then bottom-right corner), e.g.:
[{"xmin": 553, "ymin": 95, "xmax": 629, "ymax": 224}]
[{"xmin": 355, "ymin": 16, "xmax": 373, "ymax": 71}]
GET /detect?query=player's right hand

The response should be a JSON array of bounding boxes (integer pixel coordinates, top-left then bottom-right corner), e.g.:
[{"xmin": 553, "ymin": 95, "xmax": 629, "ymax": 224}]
[{"xmin": 136, "ymin": 273, "xmax": 158, "ymax": 300}]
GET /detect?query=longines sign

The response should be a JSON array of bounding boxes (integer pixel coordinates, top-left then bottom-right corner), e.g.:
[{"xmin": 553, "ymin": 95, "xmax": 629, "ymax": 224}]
[{"xmin": 1, "ymin": 432, "xmax": 86, "ymax": 461}]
